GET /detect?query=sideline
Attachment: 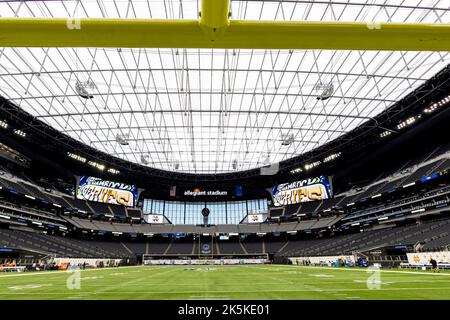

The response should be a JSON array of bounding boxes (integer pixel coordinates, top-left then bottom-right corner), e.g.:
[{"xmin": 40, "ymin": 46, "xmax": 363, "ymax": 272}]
[
  {"xmin": 295, "ymin": 265, "xmax": 450, "ymax": 276},
  {"xmin": 0, "ymin": 265, "xmax": 147, "ymax": 278}
]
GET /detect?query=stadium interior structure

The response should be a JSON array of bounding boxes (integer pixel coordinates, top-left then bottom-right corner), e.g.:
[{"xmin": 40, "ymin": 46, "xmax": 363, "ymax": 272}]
[{"xmin": 0, "ymin": 0, "xmax": 449, "ymax": 277}]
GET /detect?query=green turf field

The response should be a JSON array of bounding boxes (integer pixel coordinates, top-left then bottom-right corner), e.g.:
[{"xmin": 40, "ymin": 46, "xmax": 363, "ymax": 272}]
[{"xmin": 0, "ymin": 265, "xmax": 449, "ymax": 300}]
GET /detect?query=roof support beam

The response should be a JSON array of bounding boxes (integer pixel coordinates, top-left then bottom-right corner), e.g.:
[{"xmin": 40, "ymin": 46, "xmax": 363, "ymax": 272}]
[{"xmin": 0, "ymin": 18, "xmax": 449, "ymax": 50}]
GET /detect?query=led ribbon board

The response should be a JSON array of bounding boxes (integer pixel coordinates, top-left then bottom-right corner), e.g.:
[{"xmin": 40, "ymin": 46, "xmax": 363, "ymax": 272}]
[
  {"xmin": 272, "ymin": 176, "xmax": 333, "ymax": 207},
  {"xmin": 77, "ymin": 176, "xmax": 137, "ymax": 207}
]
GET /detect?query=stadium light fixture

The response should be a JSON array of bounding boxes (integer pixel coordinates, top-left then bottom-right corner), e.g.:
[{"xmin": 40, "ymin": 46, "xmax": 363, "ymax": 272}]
[
  {"xmin": 0, "ymin": 120, "xmax": 8, "ymax": 129},
  {"xmin": 323, "ymin": 152, "xmax": 341, "ymax": 163},
  {"xmin": 67, "ymin": 152, "xmax": 87, "ymax": 163},
  {"xmin": 13, "ymin": 129, "xmax": 26, "ymax": 137},
  {"xmin": 115, "ymin": 134, "xmax": 129, "ymax": 146},
  {"xmin": 314, "ymin": 82, "xmax": 334, "ymax": 101},
  {"xmin": 88, "ymin": 160, "xmax": 105, "ymax": 171},
  {"xmin": 141, "ymin": 154, "xmax": 150, "ymax": 165},
  {"xmin": 75, "ymin": 80, "xmax": 95, "ymax": 99},
  {"xmin": 304, "ymin": 160, "xmax": 321, "ymax": 171},
  {"xmin": 424, "ymin": 95, "xmax": 450, "ymax": 113},
  {"xmin": 107, "ymin": 168, "xmax": 120, "ymax": 174},
  {"xmin": 403, "ymin": 182, "xmax": 416, "ymax": 188},
  {"xmin": 232, "ymin": 159, "xmax": 238, "ymax": 170},
  {"xmin": 379, "ymin": 130, "xmax": 392, "ymax": 138},
  {"xmin": 290, "ymin": 167, "xmax": 303, "ymax": 174},
  {"xmin": 281, "ymin": 133, "xmax": 294, "ymax": 146},
  {"xmin": 397, "ymin": 116, "xmax": 417, "ymax": 130}
]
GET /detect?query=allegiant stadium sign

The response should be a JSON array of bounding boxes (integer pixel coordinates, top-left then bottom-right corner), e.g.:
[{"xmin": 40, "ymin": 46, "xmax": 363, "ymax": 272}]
[{"xmin": 184, "ymin": 189, "xmax": 228, "ymax": 197}]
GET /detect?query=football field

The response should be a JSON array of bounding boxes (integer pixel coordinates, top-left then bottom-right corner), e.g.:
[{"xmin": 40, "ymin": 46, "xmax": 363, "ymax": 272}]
[{"xmin": 0, "ymin": 265, "xmax": 449, "ymax": 300}]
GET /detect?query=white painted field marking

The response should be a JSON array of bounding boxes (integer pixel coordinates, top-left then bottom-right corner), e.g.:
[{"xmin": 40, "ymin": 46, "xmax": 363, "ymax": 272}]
[
  {"xmin": 309, "ymin": 274, "xmax": 335, "ymax": 278},
  {"xmin": 81, "ymin": 276, "xmax": 103, "ymax": 280},
  {"xmin": 189, "ymin": 295, "xmax": 230, "ymax": 300},
  {"xmin": 353, "ymin": 279, "xmax": 392, "ymax": 285},
  {"xmin": 268, "ymin": 275, "xmax": 295, "ymax": 285},
  {"xmin": 8, "ymin": 284, "xmax": 53, "ymax": 290},
  {"xmin": 0, "ymin": 286, "xmax": 449, "ymax": 296}
]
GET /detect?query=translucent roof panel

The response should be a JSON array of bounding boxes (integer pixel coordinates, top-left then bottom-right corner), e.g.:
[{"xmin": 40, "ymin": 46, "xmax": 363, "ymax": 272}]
[{"xmin": 0, "ymin": 1, "xmax": 449, "ymax": 174}]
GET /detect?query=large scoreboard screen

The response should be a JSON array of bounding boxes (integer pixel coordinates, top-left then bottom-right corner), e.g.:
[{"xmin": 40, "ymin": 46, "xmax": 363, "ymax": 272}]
[
  {"xmin": 76, "ymin": 176, "xmax": 137, "ymax": 207},
  {"xmin": 272, "ymin": 176, "xmax": 333, "ymax": 207}
]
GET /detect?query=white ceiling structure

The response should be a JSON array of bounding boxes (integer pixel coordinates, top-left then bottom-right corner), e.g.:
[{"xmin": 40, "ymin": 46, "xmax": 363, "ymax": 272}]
[{"xmin": 0, "ymin": 0, "xmax": 449, "ymax": 174}]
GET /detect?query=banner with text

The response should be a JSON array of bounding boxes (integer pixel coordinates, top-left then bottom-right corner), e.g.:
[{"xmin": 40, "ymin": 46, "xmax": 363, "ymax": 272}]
[
  {"xmin": 77, "ymin": 176, "xmax": 137, "ymax": 207},
  {"xmin": 272, "ymin": 176, "xmax": 333, "ymax": 207}
]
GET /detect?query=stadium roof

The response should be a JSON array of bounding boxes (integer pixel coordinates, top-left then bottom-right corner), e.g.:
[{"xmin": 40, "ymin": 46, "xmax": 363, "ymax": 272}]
[{"xmin": 0, "ymin": 0, "xmax": 449, "ymax": 174}]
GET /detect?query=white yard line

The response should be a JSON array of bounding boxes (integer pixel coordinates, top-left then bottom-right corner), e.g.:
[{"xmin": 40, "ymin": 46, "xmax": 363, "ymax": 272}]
[{"xmin": 0, "ymin": 286, "xmax": 449, "ymax": 295}]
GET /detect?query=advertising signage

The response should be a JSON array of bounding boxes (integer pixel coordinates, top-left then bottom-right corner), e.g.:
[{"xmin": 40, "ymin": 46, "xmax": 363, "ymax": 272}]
[
  {"xmin": 272, "ymin": 176, "xmax": 333, "ymax": 207},
  {"xmin": 77, "ymin": 176, "xmax": 137, "ymax": 207}
]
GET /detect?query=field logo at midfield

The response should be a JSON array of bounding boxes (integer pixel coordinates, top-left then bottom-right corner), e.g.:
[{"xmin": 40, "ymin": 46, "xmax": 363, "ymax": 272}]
[
  {"xmin": 366, "ymin": 265, "xmax": 381, "ymax": 290},
  {"xmin": 66, "ymin": 269, "xmax": 81, "ymax": 290}
]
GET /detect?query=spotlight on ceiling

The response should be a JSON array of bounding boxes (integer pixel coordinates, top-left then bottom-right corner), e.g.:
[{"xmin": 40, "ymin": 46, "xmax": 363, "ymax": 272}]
[
  {"xmin": 141, "ymin": 154, "xmax": 149, "ymax": 165},
  {"xmin": 115, "ymin": 134, "xmax": 129, "ymax": 146},
  {"xmin": 232, "ymin": 159, "xmax": 238, "ymax": 170},
  {"xmin": 281, "ymin": 133, "xmax": 294, "ymax": 146},
  {"xmin": 314, "ymin": 82, "xmax": 334, "ymax": 101},
  {"xmin": 75, "ymin": 80, "xmax": 95, "ymax": 99}
]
